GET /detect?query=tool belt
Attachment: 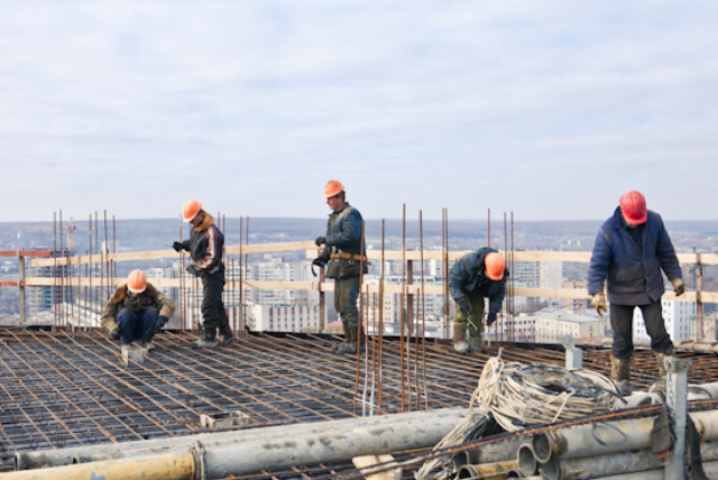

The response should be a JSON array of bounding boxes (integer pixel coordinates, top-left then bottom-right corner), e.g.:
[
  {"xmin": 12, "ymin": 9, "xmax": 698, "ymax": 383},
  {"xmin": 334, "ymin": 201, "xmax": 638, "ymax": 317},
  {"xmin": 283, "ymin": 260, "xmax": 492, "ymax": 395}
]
[
  {"xmin": 330, "ymin": 252, "xmax": 371, "ymax": 265},
  {"xmin": 326, "ymin": 248, "xmax": 369, "ymax": 279}
]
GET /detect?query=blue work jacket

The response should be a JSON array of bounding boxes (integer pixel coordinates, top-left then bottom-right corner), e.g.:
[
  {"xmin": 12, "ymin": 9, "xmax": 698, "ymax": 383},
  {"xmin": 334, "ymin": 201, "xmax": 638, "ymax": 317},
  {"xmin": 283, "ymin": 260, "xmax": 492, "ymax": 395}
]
[
  {"xmin": 588, "ymin": 207, "xmax": 682, "ymax": 305},
  {"xmin": 448, "ymin": 247, "xmax": 507, "ymax": 315}
]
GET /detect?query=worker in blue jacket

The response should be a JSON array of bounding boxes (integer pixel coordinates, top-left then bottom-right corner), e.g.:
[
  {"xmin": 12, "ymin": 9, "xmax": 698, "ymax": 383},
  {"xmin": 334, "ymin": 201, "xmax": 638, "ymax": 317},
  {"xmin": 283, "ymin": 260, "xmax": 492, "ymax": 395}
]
[
  {"xmin": 448, "ymin": 247, "xmax": 507, "ymax": 353},
  {"xmin": 588, "ymin": 191, "xmax": 685, "ymax": 394}
]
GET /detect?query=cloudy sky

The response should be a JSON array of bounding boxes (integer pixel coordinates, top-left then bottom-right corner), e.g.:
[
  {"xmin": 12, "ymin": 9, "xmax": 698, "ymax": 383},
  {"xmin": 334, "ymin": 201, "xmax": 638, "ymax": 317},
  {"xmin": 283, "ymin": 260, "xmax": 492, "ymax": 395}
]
[{"xmin": 1, "ymin": 1, "xmax": 716, "ymax": 222}]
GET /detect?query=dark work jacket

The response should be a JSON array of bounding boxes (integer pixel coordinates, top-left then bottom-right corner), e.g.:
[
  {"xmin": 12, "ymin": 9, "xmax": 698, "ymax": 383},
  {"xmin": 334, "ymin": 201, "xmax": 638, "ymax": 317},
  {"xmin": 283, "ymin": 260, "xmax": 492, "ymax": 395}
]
[
  {"xmin": 448, "ymin": 247, "xmax": 508, "ymax": 315},
  {"xmin": 318, "ymin": 203, "xmax": 367, "ymax": 279},
  {"xmin": 181, "ymin": 212, "xmax": 224, "ymax": 277},
  {"xmin": 101, "ymin": 283, "xmax": 175, "ymax": 334},
  {"xmin": 588, "ymin": 207, "xmax": 682, "ymax": 305}
]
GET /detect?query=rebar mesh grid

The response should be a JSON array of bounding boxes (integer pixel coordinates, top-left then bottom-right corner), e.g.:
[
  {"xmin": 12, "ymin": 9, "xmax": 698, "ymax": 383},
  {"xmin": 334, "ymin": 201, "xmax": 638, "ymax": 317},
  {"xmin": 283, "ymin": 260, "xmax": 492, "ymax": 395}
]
[{"xmin": 1, "ymin": 329, "xmax": 716, "ymax": 475}]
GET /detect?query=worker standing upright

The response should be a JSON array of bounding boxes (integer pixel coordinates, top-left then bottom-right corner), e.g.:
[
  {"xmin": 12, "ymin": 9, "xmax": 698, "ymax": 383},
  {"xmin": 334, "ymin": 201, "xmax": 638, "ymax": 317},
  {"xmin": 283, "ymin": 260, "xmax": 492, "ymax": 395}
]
[
  {"xmin": 588, "ymin": 190, "xmax": 685, "ymax": 395},
  {"xmin": 448, "ymin": 248, "xmax": 507, "ymax": 353},
  {"xmin": 314, "ymin": 180, "xmax": 367, "ymax": 354},
  {"xmin": 173, "ymin": 199, "xmax": 233, "ymax": 349}
]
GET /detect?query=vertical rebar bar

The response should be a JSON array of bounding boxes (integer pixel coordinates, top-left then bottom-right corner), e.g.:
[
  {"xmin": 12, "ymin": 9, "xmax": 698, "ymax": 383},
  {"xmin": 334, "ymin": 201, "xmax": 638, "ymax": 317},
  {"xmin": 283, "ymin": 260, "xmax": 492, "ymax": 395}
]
[
  {"xmin": 59, "ymin": 210, "xmax": 64, "ymax": 328},
  {"xmin": 53, "ymin": 212, "xmax": 57, "ymax": 331},
  {"xmin": 400, "ymin": 204, "xmax": 407, "ymax": 412},
  {"xmin": 104, "ymin": 211, "xmax": 109, "ymax": 301},
  {"xmin": 419, "ymin": 210, "xmax": 429, "ymax": 409},
  {"xmin": 378, "ymin": 219, "xmax": 385, "ymax": 412},
  {"xmin": 511, "ymin": 211, "xmax": 515, "ymax": 344},
  {"xmin": 353, "ymin": 220, "xmax": 366, "ymax": 416}
]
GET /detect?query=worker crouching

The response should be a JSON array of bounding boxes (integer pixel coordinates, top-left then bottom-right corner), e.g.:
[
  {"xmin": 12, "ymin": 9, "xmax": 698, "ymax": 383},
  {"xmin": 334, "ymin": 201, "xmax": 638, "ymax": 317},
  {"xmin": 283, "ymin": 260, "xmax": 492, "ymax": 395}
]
[
  {"xmin": 588, "ymin": 190, "xmax": 685, "ymax": 395},
  {"xmin": 102, "ymin": 269, "xmax": 175, "ymax": 352},
  {"xmin": 314, "ymin": 180, "xmax": 367, "ymax": 354},
  {"xmin": 174, "ymin": 199, "xmax": 234, "ymax": 349},
  {"xmin": 448, "ymin": 248, "xmax": 507, "ymax": 354}
]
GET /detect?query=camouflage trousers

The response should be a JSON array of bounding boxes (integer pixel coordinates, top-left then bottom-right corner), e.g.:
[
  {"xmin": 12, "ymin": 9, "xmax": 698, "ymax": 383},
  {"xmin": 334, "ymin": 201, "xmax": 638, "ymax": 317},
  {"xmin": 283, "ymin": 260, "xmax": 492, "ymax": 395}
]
[{"xmin": 453, "ymin": 290, "xmax": 485, "ymax": 339}]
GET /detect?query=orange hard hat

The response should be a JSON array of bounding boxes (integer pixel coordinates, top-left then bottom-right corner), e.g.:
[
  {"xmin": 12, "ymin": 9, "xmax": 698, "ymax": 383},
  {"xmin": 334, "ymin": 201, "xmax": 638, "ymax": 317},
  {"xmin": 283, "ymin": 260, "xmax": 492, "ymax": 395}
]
[
  {"xmin": 324, "ymin": 180, "xmax": 345, "ymax": 198},
  {"xmin": 484, "ymin": 252, "xmax": 505, "ymax": 281},
  {"xmin": 127, "ymin": 269, "xmax": 147, "ymax": 294},
  {"xmin": 620, "ymin": 190, "xmax": 648, "ymax": 224},
  {"xmin": 183, "ymin": 199, "xmax": 202, "ymax": 222}
]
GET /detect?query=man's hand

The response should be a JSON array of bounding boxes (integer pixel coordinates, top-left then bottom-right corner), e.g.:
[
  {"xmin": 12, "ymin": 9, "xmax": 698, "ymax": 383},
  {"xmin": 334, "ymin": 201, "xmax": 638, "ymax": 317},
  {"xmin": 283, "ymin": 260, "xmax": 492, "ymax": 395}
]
[
  {"xmin": 458, "ymin": 299, "xmax": 471, "ymax": 316},
  {"xmin": 487, "ymin": 313, "xmax": 497, "ymax": 326},
  {"xmin": 591, "ymin": 292, "xmax": 608, "ymax": 315},
  {"xmin": 186, "ymin": 265, "xmax": 199, "ymax": 277},
  {"xmin": 173, "ymin": 242, "xmax": 185, "ymax": 252},
  {"xmin": 671, "ymin": 278, "xmax": 685, "ymax": 296},
  {"xmin": 315, "ymin": 236, "xmax": 327, "ymax": 247},
  {"xmin": 110, "ymin": 329, "xmax": 121, "ymax": 341}
]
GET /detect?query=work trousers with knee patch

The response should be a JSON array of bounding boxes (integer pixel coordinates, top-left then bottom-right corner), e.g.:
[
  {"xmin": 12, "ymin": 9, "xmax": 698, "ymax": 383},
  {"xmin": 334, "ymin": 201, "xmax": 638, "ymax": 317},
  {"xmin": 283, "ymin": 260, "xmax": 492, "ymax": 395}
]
[
  {"xmin": 453, "ymin": 290, "xmax": 485, "ymax": 339},
  {"xmin": 334, "ymin": 276, "xmax": 360, "ymax": 328},
  {"xmin": 610, "ymin": 300, "xmax": 673, "ymax": 359},
  {"xmin": 201, "ymin": 268, "xmax": 231, "ymax": 340}
]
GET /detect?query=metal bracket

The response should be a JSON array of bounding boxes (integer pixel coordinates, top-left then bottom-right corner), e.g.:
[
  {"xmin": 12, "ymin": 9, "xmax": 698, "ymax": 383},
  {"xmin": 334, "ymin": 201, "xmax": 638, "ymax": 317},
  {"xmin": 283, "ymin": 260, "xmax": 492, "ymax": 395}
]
[
  {"xmin": 191, "ymin": 440, "xmax": 207, "ymax": 480},
  {"xmin": 558, "ymin": 335, "xmax": 583, "ymax": 371},
  {"xmin": 664, "ymin": 357, "xmax": 692, "ymax": 480}
]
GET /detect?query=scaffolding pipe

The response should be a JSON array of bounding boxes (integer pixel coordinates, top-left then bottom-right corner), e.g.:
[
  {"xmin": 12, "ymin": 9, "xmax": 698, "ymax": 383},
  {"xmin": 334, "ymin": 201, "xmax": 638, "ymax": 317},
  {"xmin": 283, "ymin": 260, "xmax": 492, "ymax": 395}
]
[
  {"xmin": 540, "ymin": 441, "xmax": 718, "ymax": 480},
  {"xmin": 592, "ymin": 459, "xmax": 718, "ymax": 480},
  {"xmin": 456, "ymin": 461, "xmax": 519, "ymax": 480},
  {"xmin": 533, "ymin": 407, "xmax": 718, "ymax": 463},
  {"xmin": 3, "ymin": 453, "xmax": 194, "ymax": 480},
  {"xmin": 16, "ymin": 408, "xmax": 468, "ymax": 471}
]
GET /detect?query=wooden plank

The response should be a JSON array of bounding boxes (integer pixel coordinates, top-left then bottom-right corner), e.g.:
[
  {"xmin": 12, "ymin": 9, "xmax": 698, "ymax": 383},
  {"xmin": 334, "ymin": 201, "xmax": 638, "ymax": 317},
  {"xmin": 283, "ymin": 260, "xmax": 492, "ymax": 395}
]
[{"xmin": 352, "ymin": 455, "xmax": 401, "ymax": 480}]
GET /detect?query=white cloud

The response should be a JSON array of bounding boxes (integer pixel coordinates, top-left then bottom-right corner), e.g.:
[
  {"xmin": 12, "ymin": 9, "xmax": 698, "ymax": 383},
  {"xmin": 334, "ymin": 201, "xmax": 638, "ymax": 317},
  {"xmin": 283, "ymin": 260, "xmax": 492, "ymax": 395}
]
[{"xmin": 0, "ymin": 1, "xmax": 716, "ymax": 222}]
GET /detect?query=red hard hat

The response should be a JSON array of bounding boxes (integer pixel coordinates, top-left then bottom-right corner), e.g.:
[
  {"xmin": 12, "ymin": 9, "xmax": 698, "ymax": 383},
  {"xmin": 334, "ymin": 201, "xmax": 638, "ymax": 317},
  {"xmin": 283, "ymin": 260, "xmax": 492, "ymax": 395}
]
[
  {"xmin": 183, "ymin": 199, "xmax": 202, "ymax": 222},
  {"xmin": 485, "ymin": 252, "xmax": 505, "ymax": 281},
  {"xmin": 324, "ymin": 180, "xmax": 345, "ymax": 198},
  {"xmin": 620, "ymin": 190, "xmax": 648, "ymax": 224},
  {"xmin": 127, "ymin": 269, "xmax": 147, "ymax": 294}
]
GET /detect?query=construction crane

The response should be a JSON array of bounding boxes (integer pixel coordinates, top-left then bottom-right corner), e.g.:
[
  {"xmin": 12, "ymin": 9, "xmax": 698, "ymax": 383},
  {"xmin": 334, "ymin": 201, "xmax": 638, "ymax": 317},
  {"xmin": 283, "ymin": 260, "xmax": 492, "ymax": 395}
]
[{"xmin": 13, "ymin": 218, "xmax": 94, "ymax": 251}]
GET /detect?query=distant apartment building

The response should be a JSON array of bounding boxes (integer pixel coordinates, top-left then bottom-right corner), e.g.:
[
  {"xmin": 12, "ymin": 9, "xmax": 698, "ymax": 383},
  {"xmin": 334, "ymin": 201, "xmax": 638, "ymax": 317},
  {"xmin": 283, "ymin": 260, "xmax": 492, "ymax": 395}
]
[
  {"xmin": 540, "ymin": 261, "xmax": 563, "ymax": 308},
  {"xmin": 485, "ymin": 313, "xmax": 536, "ymax": 343},
  {"xmin": 535, "ymin": 308, "xmax": 605, "ymax": 344},
  {"xmin": 633, "ymin": 300, "xmax": 695, "ymax": 344},
  {"xmin": 248, "ymin": 303, "xmax": 321, "ymax": 333},
  {"xmin": 563, "ymin": 280, "xmax": 590, "ymax": 311},
  {"xmin": 27, "ymin": 248, "xmax": 74, "ymax": 318}
]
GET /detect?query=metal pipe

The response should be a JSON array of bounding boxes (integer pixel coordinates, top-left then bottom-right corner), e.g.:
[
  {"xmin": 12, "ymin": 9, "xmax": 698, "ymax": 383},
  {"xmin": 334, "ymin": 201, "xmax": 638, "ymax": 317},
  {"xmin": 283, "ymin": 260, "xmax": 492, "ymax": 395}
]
[
  {"xmin": 540, "ymin": 440, "xmax": 718, "ymax": 480},
  {"xmin": 17, "ymin": 408, "xmax": 468, "ymax": 470},
  {"xmin": 5, "ymin": 453, "xmax": 194, "ymax": 480},
  {"xmin": 457, "ymin": 461, "xmax": 518, "ymax": 480},
  {"xmin": 591, "ymin": 459, "xmax": 718, "ymax": 480},
  {"xmin": 517, "ymin": 444, "xmax": 538, "ymax": 477}
]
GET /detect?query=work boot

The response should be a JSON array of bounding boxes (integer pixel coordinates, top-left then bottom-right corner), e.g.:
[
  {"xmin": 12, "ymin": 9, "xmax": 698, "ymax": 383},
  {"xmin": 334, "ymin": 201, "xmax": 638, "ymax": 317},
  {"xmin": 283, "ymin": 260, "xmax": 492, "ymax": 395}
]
[
  {"xmin": 453, "ymin": 323, "xmax": 470, "ymax": 354},
  {"xmin": 610, "ymin": 355, "xmax": 632, "ymax": 396},
  {"xmin": 141, "ymin": 340, "xmax": 155, "ymax": 351},
  {"xmin": 468, "ymin": 337, "xmax": 481, "ymax": 351},
  {"xmin": 652, "ymin": 347, "xmax": 675, "ymax": 394},
  {"xmin": 192, "ymin": 338, "xmax": 218, "ymax": 349},
  {"xmin": 216, "ymin": 334, "xmax": 235, "ymax": 346},
  {"xmin": 332, "ymin": 325, "xmax": 351, "ymax": 352},
  {"xmin": 340, "ymin": 326, "xmax": 365, "ymax": 354}
]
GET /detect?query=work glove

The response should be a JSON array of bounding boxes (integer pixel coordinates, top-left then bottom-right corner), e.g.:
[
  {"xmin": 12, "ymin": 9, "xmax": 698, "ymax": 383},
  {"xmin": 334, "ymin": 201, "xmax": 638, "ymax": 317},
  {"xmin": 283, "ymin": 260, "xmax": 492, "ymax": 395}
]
[
  {"xmin": 591, "ymin": 292, "xmax": 608, "ymax": 315},
  {"xmin": 156, "ymin": 316, "xmax": 168, "ymax": 332},
  {"xmin": 486, "ymin": 313, "xmax": 497, "ymax": 326},
  {"xmin": 458, "ymin": 299, "xmax": 471, "ymax": 316},
  {"xmin": 315, "ymin": 236, "xmax": 327, "ymax": 247},
  {"xmin": 186, "ymin": 265, "xmax": 199, "ymax": 277},
  {"xmin": 173, "ymin": 241, "xmax": 185, "ymax": 252},
  {"xmin": 110, "ymin": 329, "xmax": 121, "ymax": 341},
  {"xmin": 671, "ymin": 278, "xmax": 685, "ymax": 296}
]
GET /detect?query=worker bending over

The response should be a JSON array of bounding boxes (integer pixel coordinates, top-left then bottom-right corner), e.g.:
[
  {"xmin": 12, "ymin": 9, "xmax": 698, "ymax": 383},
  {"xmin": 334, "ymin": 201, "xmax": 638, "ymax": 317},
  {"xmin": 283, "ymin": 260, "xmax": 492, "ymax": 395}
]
[
  {"xmin": 314, "ymin": 180, "xmax": 367, "ymax": 354},
  {"xmin": 174, "ymin": 199, "xmax": 233, "ymax": 348},
  {"xmin": 588, "ymin": 190, "xmax": 685, "ymax": 395},
  {"xmin": 449, "ymin": 248, "xmax": 507, "ymax": 353},
  {"xmin": 102, "ymin": 269, "xmax": 175, "ymax": 350}
]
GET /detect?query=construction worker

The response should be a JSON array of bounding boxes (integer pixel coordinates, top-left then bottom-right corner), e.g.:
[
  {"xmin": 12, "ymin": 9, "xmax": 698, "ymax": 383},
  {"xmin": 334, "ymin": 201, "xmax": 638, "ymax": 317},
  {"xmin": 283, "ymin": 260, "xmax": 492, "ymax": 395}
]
[
  {"xmin": 314, "ymin": 180, "xmax": 367, "ymax": 354},
  {"xmin": 588, "ymin": 190, "xmax": 685, "ymax": 395},
  {"xmin": 448, "ymin": 248, "xmax": 507, "ymax": 353},
  {"xmin": 102, "ymin": 269, "xmax": 175, "ymax": 351},
  {"xmin": 173, "ymin": 199, "xmax": 233, "ymax": 348}
]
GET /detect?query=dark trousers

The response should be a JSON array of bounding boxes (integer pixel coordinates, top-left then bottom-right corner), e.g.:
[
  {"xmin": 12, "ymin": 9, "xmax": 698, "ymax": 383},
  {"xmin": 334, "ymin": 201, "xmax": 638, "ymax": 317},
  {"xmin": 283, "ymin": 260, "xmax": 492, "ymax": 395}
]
[
  {"xmin": 117, "ymin": 307, "xmax": 159, "ymax": 345},
  {"xmin": 610, "ymin": 300, "xmax": 673, "ymax": 359},
  {"xmin": 201, "ymin": 269, "xmax": 230, "ymax": 339},
  {"xmin": 334, "ymin": 276, "xmax": 360, "ymax": 327}
]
